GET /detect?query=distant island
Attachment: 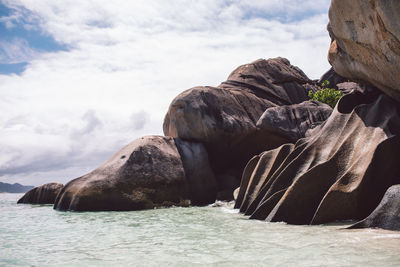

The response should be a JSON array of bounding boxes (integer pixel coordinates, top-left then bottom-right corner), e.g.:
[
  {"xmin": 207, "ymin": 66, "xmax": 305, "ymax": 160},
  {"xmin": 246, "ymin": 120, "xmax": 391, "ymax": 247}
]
[{"xmin": 0, "ymin": 182, "xmax": 34, "ymax": 193}]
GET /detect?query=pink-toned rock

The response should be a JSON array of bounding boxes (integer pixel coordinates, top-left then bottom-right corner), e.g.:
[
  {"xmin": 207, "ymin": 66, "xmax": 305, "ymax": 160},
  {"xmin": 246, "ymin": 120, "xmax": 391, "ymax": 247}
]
[{"xmin": 328, "ymin": 0, "xmax": 400, "ymax": 102}]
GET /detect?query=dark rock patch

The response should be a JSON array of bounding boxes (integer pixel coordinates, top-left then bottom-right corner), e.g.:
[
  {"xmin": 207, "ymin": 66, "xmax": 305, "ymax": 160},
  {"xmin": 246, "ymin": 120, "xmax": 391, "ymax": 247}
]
[
  {"xmin": 236, "ymin": 90, "xmax": 400, "ymax": 225},
  {"xmin": 18, "ymin": 183, "xmax": 64, "ymax": 204},
  {"xmin": 348, "ymin": 185, "xmax": 400, "ymax": 231},
  {"xmin": 256, "ymin": 101, "xmax": 332, "ymax": 142}
]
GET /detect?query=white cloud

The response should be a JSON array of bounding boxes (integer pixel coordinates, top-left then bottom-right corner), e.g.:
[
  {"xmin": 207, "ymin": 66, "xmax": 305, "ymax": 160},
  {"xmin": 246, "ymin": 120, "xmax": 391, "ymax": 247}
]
[
  {"xmin": 0, "ymin": 0, "xmax": 332, "ymax": 185},
  {"xmin": 0, "ymin": 38, "xmax": 39, "ymax": 63}
]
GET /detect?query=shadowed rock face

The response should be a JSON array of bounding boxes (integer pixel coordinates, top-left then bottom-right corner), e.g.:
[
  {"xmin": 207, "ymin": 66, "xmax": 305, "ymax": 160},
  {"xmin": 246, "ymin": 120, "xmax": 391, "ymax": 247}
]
[
  {"xmin": 17, "ymin": 183, "xmax": 64, "ymax": 204},
  {"xmin": 174, "ymin": 138, "xmax": 218, "ymax": 205},
  {"xmin": 328, "ymin": 0, "xmax": 400, "ymax": 102},
  {"xmin": 54, "ymin": 136, "xmax": 217, "ymax": 211},
  {"xmin": 348, "ymin": 185, "xmax": 400, "ymax": 231},
  {"xmin": 318, "ymin": 68, "xmax": 349, "ymax": 90},
  {"xmin": 257, "ymin": 101, "xmax": 333, "ymax": 143},
  {"xmin": 163, "ymin": 58, "xmax": 318, "ymax": 196},
  {"xmin": 236, "ymin": 90, "xmax": 400, "ymax": 224}
]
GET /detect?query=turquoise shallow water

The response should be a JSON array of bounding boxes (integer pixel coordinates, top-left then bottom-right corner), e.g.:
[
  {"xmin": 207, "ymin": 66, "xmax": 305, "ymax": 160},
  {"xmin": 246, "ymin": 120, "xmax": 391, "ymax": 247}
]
[{"xmin": 1, "ymin": 193, "xmax": 400, "ymax": 266}]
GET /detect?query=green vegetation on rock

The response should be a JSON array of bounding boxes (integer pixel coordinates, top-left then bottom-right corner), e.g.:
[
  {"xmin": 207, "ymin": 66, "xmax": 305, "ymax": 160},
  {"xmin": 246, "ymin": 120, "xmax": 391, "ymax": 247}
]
[{"xmin": 308, "ymin": 80, "xmax": 343, "ymax": 108}]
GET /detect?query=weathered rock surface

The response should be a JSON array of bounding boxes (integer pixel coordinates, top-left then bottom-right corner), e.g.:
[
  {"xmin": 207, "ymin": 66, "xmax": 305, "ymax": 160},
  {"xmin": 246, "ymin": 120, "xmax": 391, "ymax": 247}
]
[
  {"xmin": 54, "ymin": 136, "xmax": 217, "ymax": 211},
  {"xmin": 337, "ymin": 82, "xmax": 363, "ymax": 95},
  {"xmin": 163, "ymin": 58, "xmax": 318, "ymax": 196},
  {"xmin": 348, "ymin": 185, "xmax": 400, "ymax": 231},
  {"xmin": 256, "ymin": 101, "xmax": 332, "ymax": 142},
  {"xmin": 236, "ymin": 90, "xmax": 400, "ymax": 224},
  {"xmin": 328, "ymin": 0, "xmax": 400, "ymax": 102},
  {"xmin": 174, "ymin": 138, "xmax": 218, "ymax": 205},
  {"xmin": 17, "ymin": 183, "xmax": 64, "ymax": 204},
  {"xmin": 219, "ymin": 57, "xmax": 317, "ymax": 106}
]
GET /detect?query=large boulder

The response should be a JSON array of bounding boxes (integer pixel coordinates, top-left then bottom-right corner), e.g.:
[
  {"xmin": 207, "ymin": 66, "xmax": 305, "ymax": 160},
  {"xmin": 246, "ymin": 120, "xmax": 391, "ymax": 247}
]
[
  {"xmin": 348, "ymin": 185, "xmax": 400, "ymax": 231},
  {"xmin": 17, "ymin": 183, "xmax": 64, "ymax": 204},
  {"xmin": 219, "ymin": 57, "xmax": 317, "ymax": 106},
  {"xmin": 163, "ymin": 58, "xmax": 318, "ymax": 196},
  {"xmin": 235, "ymin": 89, "xmax": 400, "ymax": 225},
  {"xmin": 256, "ymin": 101, "xmax": 332, "ymax": 143},
  {"xmin": 54, "ymin": 136, "xmax": 217, "ymax": 211},
  {"xmin": 328, "ymin": 0, "xmax": 400, "ymax": 102}
]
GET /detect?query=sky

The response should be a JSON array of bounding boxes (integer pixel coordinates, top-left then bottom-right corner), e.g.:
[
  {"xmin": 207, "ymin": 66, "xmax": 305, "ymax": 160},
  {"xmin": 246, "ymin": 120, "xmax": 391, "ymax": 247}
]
[{"xmin": 0, "ymin": 0, "xmax": 332, "ymax": 186}]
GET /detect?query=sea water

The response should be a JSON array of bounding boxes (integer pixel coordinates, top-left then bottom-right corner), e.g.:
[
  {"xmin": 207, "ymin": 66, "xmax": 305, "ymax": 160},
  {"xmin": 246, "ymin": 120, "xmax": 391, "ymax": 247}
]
[{"xmin": 1, "ymin": 193, "xmax": 400, "ymax": 266}]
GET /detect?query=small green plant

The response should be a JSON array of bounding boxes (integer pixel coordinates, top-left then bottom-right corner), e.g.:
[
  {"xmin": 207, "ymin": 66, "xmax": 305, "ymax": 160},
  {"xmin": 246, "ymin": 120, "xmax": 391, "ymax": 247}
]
[{"xmin": 308, "ymin": 80, "xmax": 343, "ymax": 108}]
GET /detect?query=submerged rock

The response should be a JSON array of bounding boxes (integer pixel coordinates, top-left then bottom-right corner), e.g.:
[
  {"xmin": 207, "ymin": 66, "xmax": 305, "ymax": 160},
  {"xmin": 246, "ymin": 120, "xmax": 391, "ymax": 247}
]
[
  {"xmin": 236, "ymin": 90, "xmax": 400, "ymax": 224},
  {"xmin": 18, "ymin": 183, "xmax": 64, "ymax": 204},
  {"xmin": 164, "ymin": 57, "xmax": 318, "ymax": 196},
  {"xmin": 54, "ymin": 136, "xmax": 217, "ymax": 211},
  {"xmin": 348, "ymin": 185, "xmax": 400, "ymax": 231},
  {"xmin": 328, "ymin": 0, "xmax": 400, "ymax": 102}
]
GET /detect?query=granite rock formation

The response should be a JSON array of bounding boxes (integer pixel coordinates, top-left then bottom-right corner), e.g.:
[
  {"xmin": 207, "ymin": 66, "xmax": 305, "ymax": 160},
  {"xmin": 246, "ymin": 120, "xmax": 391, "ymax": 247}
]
[
  {"xmin": 17, "ymin": 183, "xmax": 64, "ymax": 204},
  {"xmin": 54, "ymin": 136, "xmax": 217, "ymax": 211},
  {"xmin": 164, "ymin": 57, "xmax": 319, "ymax": 198},
  {"xmin": 233, "ymin": 0, "xmax": 400, "ymax": 230},
  {"xmin": 235, "ymin": 90, "xmax": 400, "ymax": 224},
  {"xmin": 38, "ymin": 58, "xmax": 327, "ymax": 211},
  {"xmin": 328, "ymin": 0, "xmax": 400, "ymax": 102},
  {"xmin": 14, "ymin": 1, "xmax": 400, "ymax": 232},
  {"xmin": 256, "ymin": 101, "xmax": 332, "ymax": 143},
  {"xmin": 348, "ymin": 185, "xmax": 400, "ymax": 230}
]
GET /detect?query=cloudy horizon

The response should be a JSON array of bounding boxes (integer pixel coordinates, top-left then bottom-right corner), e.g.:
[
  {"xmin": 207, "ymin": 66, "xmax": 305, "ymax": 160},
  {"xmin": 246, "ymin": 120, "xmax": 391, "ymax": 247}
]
[{"xmin": 0, "ymin": 0, "xmax": 332, "ymax": 186}]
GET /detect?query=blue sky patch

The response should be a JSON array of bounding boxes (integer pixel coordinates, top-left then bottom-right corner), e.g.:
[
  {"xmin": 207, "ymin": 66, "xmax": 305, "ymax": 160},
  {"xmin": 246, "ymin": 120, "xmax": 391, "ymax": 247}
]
[
  {"xmin": 0, "ymin": 62, "xmax": 27, "ymax": 75},
  {"xmin": 0, "ymin": 2, "xmax": 67, "ymax": 75}
]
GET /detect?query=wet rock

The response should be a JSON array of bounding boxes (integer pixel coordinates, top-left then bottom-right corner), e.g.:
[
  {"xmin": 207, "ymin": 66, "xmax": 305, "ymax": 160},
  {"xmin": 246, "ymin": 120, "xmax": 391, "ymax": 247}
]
[
  {"xmin": 174, "ymin": 138, "xmax": 217, "ymax": 205},
  {"xmin": 54, "ymin": 136, "xmax": 217, "ymax": 211},
  {"xmin": 348, "ymin": 185, "xmax": 400, "ymax": 231},
  {"xmin": 17, "ymin": 183, "xmax": 64, "ymax": 204},
  {"xmin": 235, "ymin": 144, "xmax": 294, "ymax": 216},
  {"xmin": 233, "ymin": 187, "xmax": 240, "ymax": 201},
  {"xmin": 236, "ymin": 90, "xmax": 400, "ymax": 224},
  {"xmin": 328, "ymin": 0, "xmax": 400, "ymax": 102},
  {"xmin": 215, "ymin": 171, "xmax": 240, "ymax": 201}
]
